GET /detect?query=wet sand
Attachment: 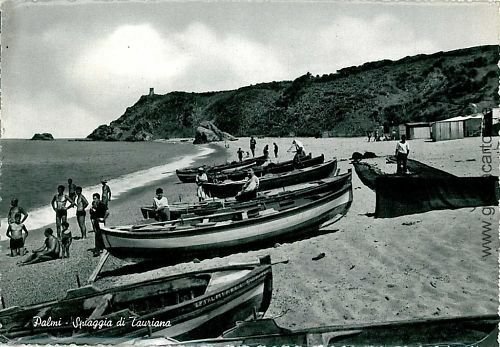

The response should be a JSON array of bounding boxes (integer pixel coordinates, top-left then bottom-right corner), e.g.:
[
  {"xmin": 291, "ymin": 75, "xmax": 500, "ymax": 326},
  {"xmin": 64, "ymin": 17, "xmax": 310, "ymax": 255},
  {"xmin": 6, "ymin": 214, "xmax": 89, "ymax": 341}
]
[{"xmin": 0, "ymin": 137, "xmax": 497, "ymax": 332}]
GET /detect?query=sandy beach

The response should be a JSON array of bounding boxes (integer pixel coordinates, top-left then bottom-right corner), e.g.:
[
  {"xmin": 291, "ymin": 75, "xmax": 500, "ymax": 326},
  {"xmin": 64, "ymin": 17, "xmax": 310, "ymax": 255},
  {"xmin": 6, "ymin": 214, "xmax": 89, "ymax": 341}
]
[{"xmin": 0, "ymin": 136, "xmax": 497, "ymax": 333}]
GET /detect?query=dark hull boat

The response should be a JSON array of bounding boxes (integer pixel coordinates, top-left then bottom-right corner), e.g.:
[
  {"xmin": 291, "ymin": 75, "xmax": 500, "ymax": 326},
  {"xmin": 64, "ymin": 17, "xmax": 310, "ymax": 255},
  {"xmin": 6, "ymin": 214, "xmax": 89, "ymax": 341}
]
[
  {"xmin": 102, "ymin": 169, "xmax": 352, "ymax": 261},
  {"xmin": 0, "ymin": 260, "xmax": 273, "ymax": 345},
  {"xmin": 176, "ymin": 155, "xmax": 267, "ymax": 183},
  {"xmin": 353, "ymin": 158, "xmax": 499, "ymax": 218},
  {"xmin": 141, "ymin": 171, "xmax": 346, "ymax": 221},
  {"xmin": 132, "ymin": 314, "xmax": 500, "ymax": 347},
  {"xmin": 212, "ymin": 154, "xmax": 324, "ymax": 182},
  {"xmin": 202, "ymin": 159, "xmax": 338, "ymax": 198}
]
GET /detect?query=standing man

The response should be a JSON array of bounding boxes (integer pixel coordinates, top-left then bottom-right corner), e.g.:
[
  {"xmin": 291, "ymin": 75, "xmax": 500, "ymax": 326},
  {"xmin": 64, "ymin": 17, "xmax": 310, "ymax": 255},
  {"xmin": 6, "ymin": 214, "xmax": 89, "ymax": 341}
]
[
  {"xmin": 273, "ymin": 142, "xmax": 279, "ymax": 158},
  {"xmin": 263, "ymin": 144, "xmax": 269, "ymax": 158},
  {"xmin": 75, "ymin": 186, "xmax": 89, "ymax": 239},
  {"xmin": 395, "ymin": 135, "xmax": 410, "ymax": 174},
  {"xmin": 51, "ymin": 185, "xmax": 75, "ymax": 238},
  {"xmin": 89, "ymin": 193, "xmax": 109, "ymax": 257},
  {"xmin": 195, "ymin": 168, "xmax": 208, "ymax": 202},
  {"xmin": 153, "ymin": 188, "xmax": 170, "ymax": 221},
  {"xmin": 250, "ymin": 136, "xmax": 257, "ymax": 157},
  {"xmin": 101, "ymin": 179, "xmax": 112, "ymax": 208},
  {"xmin": 237, "ymin": 147, "xmax": 244, "ymax": 162},
  {"xmin": 235, "ymin": 169, "xmax": 259, "ymax": 202},
  {"xmin": 67, "ymin": 178, "xmax": 77, "ymax": 202}
]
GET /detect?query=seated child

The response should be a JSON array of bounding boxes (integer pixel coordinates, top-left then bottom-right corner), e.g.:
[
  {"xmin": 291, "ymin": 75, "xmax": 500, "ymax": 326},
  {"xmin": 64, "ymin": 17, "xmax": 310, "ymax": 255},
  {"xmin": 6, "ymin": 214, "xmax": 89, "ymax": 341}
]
[
  {"xmin": 6, "ymin": 212, "xmax": 28, "ymax": 256},
  {"xmin": 61, "ymin": 221, "xmax": 72, "ymax": 258}
]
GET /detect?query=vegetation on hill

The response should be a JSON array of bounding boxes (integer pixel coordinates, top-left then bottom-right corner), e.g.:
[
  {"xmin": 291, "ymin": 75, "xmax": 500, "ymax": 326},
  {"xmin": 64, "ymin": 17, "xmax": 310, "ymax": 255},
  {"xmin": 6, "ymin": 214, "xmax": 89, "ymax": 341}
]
[{"xmin": 87, "ymin": 45, "xmax": 499, "ymax": 141}]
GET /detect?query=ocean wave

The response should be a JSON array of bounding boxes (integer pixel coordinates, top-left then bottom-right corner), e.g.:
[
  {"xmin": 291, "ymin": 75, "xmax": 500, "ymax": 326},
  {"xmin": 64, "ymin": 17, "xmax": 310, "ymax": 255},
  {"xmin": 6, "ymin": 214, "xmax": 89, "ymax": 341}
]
[{"xmin": 0, "ymin": 146, "xmax": 215, "ymax": 240}]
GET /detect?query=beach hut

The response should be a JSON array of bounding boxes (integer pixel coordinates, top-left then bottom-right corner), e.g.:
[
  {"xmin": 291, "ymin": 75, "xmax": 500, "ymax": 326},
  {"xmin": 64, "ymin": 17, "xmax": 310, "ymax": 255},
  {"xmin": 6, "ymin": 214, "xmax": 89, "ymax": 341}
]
[
  {"xmin": 405, "ymin": 122, "xmax": 431, "ymax": 139},
  {"xmin": 463, "ymin": 114, "xmax": 483, "ymax": 137},
  {"xmin": 431, "ymin": 117, "xmax": 464, "ymax": 141}
]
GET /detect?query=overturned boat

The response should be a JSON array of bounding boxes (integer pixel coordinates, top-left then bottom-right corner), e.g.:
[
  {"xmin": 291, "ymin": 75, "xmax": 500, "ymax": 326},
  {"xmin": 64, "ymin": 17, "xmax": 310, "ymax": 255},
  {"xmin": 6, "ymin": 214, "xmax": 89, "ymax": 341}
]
[
  {"xmin": 102, "ymin": 169, "xmax": 352, "ymax": 261},
  {"xmin": 0, "ymin": 259, "xmax": 273, "ymax": 345}
]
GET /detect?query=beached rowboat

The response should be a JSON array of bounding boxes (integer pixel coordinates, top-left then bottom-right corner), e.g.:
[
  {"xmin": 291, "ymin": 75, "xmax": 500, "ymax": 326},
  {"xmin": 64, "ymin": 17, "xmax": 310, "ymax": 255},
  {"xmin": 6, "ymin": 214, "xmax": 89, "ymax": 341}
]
[
  {"xmin": 141, "ymin": 172, "xmax": 345, "ymax": 220},
  {"xmin": 101, "ymin": 170, "xmax": 352, "ymax": 261},
  {"xmin": 202, "ymin": 159, "xmax": 338, "ymax": 198},
  {"xmin": 132, "ymin": 314, "xmax": 499, "ymax": 347},
  {"xmin": 176, "ymin": 155, "xmax": 267, "ymax": 183},
  {"xmin": 0, "ymin": 259, "xmax": 272, "ymax": 345}
]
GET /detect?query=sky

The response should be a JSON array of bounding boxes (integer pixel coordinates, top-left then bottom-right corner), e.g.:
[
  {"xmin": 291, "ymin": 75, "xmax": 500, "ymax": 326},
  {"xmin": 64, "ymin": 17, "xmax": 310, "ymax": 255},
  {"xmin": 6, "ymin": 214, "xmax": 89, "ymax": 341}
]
[{"xmin": 1, "ymin": 0, "xmax": 498, "ymax": 138}]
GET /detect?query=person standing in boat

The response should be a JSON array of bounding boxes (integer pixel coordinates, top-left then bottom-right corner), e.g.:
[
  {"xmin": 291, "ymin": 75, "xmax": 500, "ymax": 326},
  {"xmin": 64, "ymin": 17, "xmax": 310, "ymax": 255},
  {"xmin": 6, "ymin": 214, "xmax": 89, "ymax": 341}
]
[
  {"xmin": 273, "ymin": 142, "xmax": 279, "ymax": 158},
  {"xmin": 153, "ymin": 188, "xmax": 170, "ymax": 221},
  {"xmin": 235, "ymin": 169, "xmax": 259, "ymax": 202},
  {"xmin": 250, "ymin": 136, "xmax": 257, "ymax": 157},
  {"xmin": 101, "ymin": 179, "xmax": 112, "ymax": 207},
  {"xmin": 195, "ymin": 168, "xmax": 208, "ymax": 202},
  {"xmin": 90, "ymin": 193, "xmax": 109, "ymax": 257},
  {"xmin": 51, "ymin": 185, "xmax": 75, "ymax": 239},
  {"xmin": 288, "ymin": 139, "xmax": 306, "ymax": 167},
  {"xmin": 237, "ymin": 147, "xmax": 244, "ymax": 162},
  {"xmin": 395, "ymin": 135, "xmax": 410, "ymax": 174}
]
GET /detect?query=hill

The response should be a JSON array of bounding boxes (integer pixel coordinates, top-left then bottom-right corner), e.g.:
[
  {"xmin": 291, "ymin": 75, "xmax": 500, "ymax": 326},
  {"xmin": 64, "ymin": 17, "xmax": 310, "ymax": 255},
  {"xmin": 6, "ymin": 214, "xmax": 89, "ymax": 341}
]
[{"xmin": 87, "ymin": 45, "xmax": 499, "ymax": 141}]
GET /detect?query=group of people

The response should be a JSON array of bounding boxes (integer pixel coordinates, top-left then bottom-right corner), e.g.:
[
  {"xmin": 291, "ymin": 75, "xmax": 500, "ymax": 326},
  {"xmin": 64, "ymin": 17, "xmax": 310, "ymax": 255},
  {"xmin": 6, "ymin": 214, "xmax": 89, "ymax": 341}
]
[
  {"xmin": 238, "ymin": 137, "xmax": 280, "ymax": 162},
  {"xmin": 8, "ymin": 178, "xmax": 113, "ymax": 266}
]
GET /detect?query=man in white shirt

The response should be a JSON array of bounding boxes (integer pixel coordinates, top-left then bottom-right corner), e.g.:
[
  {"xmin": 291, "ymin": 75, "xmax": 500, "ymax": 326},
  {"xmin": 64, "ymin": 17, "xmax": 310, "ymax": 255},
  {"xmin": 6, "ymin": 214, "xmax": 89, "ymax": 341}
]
[
  {"xmin": 236, "ymin": 169, "xmax": 259, "ymax": 201},
  {"xmin": 153, "ymin": 188, "xmax": 170, "ymax": 221},
  {"xmin": 395, "ymin": 135, "xmax": 410, "ymax": 174}
]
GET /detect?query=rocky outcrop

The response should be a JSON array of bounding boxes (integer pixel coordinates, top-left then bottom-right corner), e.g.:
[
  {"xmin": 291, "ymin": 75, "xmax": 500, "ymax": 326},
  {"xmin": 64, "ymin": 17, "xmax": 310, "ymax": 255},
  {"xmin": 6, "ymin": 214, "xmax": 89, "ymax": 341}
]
[
  {"xmin": 87, "ymin": 124, "xmax": 154, "ymax": 142},
  {"xmin": 193, "ymin": 121, "xmax": 237, "ymax": 144},
  {"xmin": 31, "ymin": 133, "xmax": 54, "ymax": 141}
]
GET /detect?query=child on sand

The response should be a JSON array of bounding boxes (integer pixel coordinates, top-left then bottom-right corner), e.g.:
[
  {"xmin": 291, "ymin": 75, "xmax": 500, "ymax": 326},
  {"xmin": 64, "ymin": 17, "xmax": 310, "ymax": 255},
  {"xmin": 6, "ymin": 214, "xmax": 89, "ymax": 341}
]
[
  {"xmin": 6, "ymin": 213, "xmax": 28, "ymax": 256},
  {"xmin": 61, "ymin": 222, "xmax": 72, "ymax": 258}
]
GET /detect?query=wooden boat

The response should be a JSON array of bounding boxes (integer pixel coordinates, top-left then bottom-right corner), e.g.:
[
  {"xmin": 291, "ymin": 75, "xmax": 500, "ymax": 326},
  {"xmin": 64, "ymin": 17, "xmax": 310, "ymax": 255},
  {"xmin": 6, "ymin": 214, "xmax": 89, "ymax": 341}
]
[
  {"xmin": 202, "ymin": 159, "xmax": 338, "ymax": 198},
  {"xmin": 134, "ymin": 314, "xmax": 499, "ymax": 347},
  {"xmin": 101, "ymin": 169, "xmax": 352, "ymax": 261},
  {"xmin": 353, "ymin": 158, "xmax": 499, "ymax": 218},
  {"xmin": 176, "ymin": 155, "xmax": 267, "ymax": 183},
  {"xmin": 141, "ymin": 171, "xmax": 345, "ymax": 221},
  {"xmin": 0, "ymin": 259, "xmax": 273, "ymax": 345},
  {"xmin": 211, "ymin": 154, "xmax": 324, "ymax": 182}
]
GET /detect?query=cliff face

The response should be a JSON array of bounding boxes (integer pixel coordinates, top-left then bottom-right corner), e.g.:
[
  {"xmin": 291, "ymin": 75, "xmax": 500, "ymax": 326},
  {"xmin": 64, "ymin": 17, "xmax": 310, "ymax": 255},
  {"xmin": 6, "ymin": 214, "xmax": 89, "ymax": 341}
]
[{"xmin": 87, "ymin": 45, "xmax": 499, "ymax": 141}]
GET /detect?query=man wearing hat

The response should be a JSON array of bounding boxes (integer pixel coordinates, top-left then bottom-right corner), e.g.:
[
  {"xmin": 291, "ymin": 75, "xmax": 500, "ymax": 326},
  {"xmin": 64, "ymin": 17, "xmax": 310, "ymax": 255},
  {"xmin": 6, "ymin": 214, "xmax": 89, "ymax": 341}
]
[
  {"xmin": 101, "ymin": 179, "xmax": 112, "ymax": 208},
  {"xmin": 195, "ymin": 167, "xmax": 208, "ymax": 202},
  {"xmin": 235, "ymin": 169, "xmax": 259, "ymax": 202}
]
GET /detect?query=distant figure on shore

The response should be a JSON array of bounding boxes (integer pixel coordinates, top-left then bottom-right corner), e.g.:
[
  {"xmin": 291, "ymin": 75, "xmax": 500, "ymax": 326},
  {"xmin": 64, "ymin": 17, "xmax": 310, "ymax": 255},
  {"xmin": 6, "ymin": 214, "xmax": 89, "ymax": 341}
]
[
  {"xmin": 395, "ymin": 135, "xmax": 410, "ymax": 174},
  {"xmin": 236, "ymin": 169, "xmax": 259, "ymax": 202},
  {"xmin": 67, "ymin": 178, "xmax": 77, "ymax": 201},
  {"xmin": 245, "ymin": 151, "xmax": 250, "ymax": 158},
  {"xmin": 237, "ymin": 147, "xmax": 244, "ymax": 162},
  {"xmin": 288, "ymin": 139, "xmax": 306, "ymax": 167},
  {"xmin": 7, "ymin": 198, "xmax": 28, "ymax": 226},
  {"xmin": 51, "ymin": 185, "xmax": 75, "ymax": 238},
  {"xmin": 273, "ymin": 142, "xmax": 278, "ymax": 158},
  {"xmin": 6, "ymin": 213, "xmax": 28, "ymax": 257},
  {"xmin": 195, "ymin": 168, "xmax": 208, "ymax": 202},
  {"xmin": 263, "ymin": 144, "xmax": 269, "ymax": 158},
  {"xmin": 375, "ymin": 129, "xmax": 380, "ymax": 142},
  {"xmin": 18, "ymin": 228, "xmax": 60, "ymax": 266},
  {"xmin": 90, "ymin": 193, "xmax": 109, "ymax": 257},
  {"xmin": 75, "ymin": 186, "xmax": 89, "ymax": 239},
  {"xmin": 367, "ymin": 131, "xmax": 372, "ymax": 142},
  {"xmin": 391, "ymin": 130, "xmax": 397, "ymax": 140},
  {"xmin": 153, "ymin": 188, "xmax": 170, "ymax": 221},
  {"xmin": 250, "ymin": 137, "xmax": 257, "ymax": 157},
  {"xmin": 101, "ymin": 179, "xmax": 112, "ymax": 207},
  {"xmin": 60, "ymin": 221, "xmax": 72, "ymax": 258}
]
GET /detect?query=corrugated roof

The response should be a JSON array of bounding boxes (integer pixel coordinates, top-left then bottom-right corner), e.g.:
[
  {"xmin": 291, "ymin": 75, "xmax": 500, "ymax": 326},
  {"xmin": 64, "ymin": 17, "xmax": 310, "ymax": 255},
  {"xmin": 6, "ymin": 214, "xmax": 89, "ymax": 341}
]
[{"xmin": 405, "ymin": 122, "xmax": 430, "ymax": 126}]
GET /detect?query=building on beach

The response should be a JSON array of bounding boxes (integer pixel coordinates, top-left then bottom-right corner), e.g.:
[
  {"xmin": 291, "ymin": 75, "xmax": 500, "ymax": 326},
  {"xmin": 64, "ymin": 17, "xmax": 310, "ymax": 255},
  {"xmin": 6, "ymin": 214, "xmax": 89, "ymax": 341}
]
[
  {"xmin": 405, "ymin": 122, "xmax": 431, "ymax": 140},
  {"xmin": 431, "ymin": 113, "xmax": 486, "ymax": 141}
]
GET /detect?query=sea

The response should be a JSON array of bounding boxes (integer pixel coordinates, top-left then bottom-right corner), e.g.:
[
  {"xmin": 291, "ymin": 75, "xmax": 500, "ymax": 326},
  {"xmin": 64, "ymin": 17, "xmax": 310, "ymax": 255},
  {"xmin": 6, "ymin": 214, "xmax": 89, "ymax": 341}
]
[{"xmin": 0, "ymin": 139, "xmax": 214, "ymax": 239}]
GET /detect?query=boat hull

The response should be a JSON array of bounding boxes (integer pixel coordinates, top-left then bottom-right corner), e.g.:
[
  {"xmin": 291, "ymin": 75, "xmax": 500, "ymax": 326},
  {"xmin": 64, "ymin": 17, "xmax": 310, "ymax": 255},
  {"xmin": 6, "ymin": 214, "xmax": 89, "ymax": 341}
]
[
  {"xmin": 102, "ymin": 173, "xmax": 352, "ymax": 261},
  {"xmin": 202, "ymin": 159, "xmax": 338, "ymax": 198}
]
